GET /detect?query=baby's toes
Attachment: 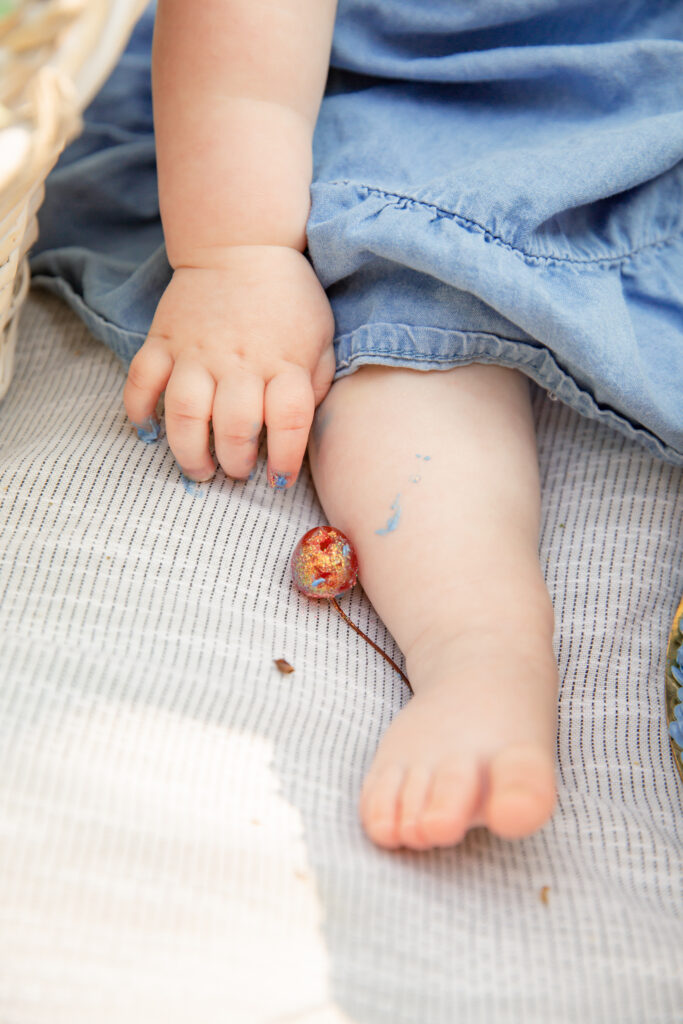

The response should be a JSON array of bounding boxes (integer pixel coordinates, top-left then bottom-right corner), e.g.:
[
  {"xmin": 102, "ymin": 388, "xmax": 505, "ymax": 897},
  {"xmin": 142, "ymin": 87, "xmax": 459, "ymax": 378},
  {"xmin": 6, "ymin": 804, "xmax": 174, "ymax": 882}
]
[
  {"xmin": 359, "ymin": 764, "xmax": 406, "ymax": 849},
  {"xmin": 395, "ymin": 764, "xmax": 434, "ymax": 850},
  {"xmin": 484, "ymin": 743, "xmax": 557, "ymax": 840},
  {"xmin": 417, "ymin": 760, "xmax": 482, "ymax": 847}
]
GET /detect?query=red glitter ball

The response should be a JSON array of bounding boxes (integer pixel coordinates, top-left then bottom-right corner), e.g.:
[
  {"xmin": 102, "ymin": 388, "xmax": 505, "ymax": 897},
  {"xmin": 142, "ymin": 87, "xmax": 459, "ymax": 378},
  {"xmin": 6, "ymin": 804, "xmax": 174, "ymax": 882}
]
[{"xmin": 291, "ymin": 526, "xmax": 359, "ymax": 599}]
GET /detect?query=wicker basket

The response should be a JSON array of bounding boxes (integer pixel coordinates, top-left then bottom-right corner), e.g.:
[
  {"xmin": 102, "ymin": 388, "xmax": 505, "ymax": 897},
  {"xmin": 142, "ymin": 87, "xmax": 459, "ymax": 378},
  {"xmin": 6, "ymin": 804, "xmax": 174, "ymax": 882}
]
[{"xmin": 0, "ymin": 0, "xmax": 148, "ymax": 400}]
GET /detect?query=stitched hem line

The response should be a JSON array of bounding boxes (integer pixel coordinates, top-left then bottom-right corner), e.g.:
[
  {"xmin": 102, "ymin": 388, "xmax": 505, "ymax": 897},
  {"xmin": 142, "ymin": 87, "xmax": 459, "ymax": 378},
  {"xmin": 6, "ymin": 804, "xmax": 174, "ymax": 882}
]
[
  {"xmin": 332, "ymin": 321, "xmax": 683, "ymax": 466},
  {"xmin": 322, "ymin": 180, "xmax": 683, "ymax": 267}
]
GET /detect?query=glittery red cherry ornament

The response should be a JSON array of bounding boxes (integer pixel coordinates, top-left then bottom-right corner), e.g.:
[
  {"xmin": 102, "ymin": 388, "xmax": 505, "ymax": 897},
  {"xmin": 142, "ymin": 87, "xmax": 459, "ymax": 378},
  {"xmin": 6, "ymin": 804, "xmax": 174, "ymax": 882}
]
[
  {"xmin": 291, "ymin": 525, "xmax": 359, "ymax": 599},
  {"xmin": 290, "ymin": 525, "xmax": 412, "ymax": 693}
]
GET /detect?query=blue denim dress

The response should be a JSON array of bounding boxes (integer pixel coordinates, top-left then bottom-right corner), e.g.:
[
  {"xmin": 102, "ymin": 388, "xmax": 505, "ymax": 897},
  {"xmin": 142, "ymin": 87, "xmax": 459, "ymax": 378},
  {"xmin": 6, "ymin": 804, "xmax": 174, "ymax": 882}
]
[{"xmin": 29, "ymin": 1, "xmax": 683, "ymax": 464}]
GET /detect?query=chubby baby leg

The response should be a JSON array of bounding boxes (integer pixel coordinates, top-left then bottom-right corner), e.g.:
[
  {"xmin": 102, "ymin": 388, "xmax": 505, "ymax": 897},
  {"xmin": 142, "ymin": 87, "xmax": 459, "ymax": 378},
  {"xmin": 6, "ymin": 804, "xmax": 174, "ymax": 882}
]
[{"xmin": 308, "ymin": 364, "xmax": 558, "ymax": 849}]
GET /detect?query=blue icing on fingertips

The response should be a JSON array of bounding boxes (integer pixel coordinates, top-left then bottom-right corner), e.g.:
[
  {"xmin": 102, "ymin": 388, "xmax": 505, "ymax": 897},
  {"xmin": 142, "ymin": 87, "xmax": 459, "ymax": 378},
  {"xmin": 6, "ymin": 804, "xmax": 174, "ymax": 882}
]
[
  {"xmin": 670, "ymin": 720, "xmax": 683, "ymax": 747},
  {"xmin": 268, "ymin": 469, "xmax": 291, "ymax": 489},
  {"xmin": 375, "ymin": 494, "xmax": 401, "ymax": 535},
  {"xmin": 671, "ymin": 663, "xmax": 683, "ymax": 686},
  {"xmin": 180, "ymin": 473, "xmax": 205, "ymax": 498},
  {"xmin": 133, "ymin": 416, "xmax": 161, "ymax": 443}
]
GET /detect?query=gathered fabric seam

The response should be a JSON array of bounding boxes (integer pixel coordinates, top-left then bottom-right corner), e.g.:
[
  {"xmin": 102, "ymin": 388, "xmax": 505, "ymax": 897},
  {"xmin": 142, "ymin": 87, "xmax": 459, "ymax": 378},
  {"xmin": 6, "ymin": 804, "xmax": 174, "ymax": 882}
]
[
  {"xmin": 323, "ymin": 180, "xmax": 683, "ymax": 266},
  {"xmin": 332, "ymin": 320, "xmax": 677, "ymax": 460}
]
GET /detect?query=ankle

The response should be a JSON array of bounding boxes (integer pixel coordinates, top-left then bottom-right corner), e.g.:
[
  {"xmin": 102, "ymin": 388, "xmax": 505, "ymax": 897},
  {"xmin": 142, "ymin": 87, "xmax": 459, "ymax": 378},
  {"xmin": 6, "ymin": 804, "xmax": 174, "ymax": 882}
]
[{"xmin": 403, "ymin": 580, "xmax": 556, "ymax": 697}]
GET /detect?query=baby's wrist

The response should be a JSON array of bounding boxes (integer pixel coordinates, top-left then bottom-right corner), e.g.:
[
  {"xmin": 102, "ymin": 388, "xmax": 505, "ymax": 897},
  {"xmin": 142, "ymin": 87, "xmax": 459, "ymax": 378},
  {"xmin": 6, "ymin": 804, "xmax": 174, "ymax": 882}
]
[{"xmin": 169, "ymin": 242, "xmax": 308, "ymax": 274}]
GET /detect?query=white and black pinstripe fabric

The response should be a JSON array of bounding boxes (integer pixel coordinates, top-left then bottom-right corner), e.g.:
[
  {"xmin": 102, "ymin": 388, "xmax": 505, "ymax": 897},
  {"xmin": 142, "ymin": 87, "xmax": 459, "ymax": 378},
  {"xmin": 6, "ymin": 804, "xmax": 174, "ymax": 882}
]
[{"xmin": 0, "ymin": 292, "xmax": 681, "ymax": 1024}]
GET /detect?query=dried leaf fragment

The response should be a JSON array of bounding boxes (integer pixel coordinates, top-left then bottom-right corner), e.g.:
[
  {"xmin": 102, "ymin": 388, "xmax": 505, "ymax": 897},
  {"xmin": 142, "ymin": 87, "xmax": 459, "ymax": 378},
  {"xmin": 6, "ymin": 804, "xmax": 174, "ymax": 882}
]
[{"xmin": 274, "ymin": 658, "xmax": 295, "ymax": 674}]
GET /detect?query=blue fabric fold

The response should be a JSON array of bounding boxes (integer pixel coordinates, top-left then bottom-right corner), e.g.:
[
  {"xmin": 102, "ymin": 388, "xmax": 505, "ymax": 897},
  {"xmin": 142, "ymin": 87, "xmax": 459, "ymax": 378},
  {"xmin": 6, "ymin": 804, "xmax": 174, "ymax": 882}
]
[{"xmin": 29, "ymin": 0, "xmax": 683, "ymax": 464}]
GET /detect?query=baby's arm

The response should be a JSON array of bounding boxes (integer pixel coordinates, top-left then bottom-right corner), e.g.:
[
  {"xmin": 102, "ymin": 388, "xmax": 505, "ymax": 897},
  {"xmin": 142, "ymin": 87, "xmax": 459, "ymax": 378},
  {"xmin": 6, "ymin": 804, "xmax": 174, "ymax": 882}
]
[{"xmin": 123, "ymin": 0, "xmax": 338, "ymax": 486}]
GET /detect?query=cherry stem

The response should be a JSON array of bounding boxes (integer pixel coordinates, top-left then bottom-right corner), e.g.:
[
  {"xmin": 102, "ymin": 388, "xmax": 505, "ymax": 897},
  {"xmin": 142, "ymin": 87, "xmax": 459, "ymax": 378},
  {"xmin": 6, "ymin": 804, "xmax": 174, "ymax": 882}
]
[{"xmin": 330, "ymin": 597, "xmax": 413, "ymax": 694}]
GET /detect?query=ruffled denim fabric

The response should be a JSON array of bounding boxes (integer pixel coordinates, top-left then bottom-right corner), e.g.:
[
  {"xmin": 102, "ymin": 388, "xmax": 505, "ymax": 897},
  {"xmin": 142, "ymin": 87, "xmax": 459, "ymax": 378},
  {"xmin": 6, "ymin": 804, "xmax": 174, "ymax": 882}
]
[{"xmin": 29, "ymin": 1, "xmax": 683, "ymax": 464}]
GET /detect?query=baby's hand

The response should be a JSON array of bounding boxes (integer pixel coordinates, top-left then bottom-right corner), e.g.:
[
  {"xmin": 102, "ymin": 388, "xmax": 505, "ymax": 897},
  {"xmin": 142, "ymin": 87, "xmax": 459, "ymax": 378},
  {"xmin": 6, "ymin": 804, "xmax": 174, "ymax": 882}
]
[{"xmin": 123, "ymin": 246, "xmax": 336, "ymax": 487}]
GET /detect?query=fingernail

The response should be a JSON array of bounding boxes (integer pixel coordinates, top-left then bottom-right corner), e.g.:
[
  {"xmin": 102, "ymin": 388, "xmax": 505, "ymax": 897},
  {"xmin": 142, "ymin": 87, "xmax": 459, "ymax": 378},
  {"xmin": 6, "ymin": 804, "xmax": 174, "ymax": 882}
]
[
  {"xmin": 179, "ymin": 462, "xmax": 216, "ymax": 483},
  {"xmin": 268, "ymin": 469, "xmax": 292, "ymax": 489},
  {"xmin": 133, "ymin": 416, "xmax": 161, "ymax": 443},
  {"xmin": 181, "ymin": 471, "xmax": 216, "ymax": 484}
]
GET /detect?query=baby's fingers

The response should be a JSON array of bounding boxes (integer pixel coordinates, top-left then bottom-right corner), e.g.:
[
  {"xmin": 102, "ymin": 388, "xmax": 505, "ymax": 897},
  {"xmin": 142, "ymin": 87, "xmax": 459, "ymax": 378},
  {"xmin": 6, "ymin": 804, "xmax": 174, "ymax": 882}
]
[
  {"xmin": 265, "ymin": 368, "xmax": 315, "ymax": 489},
  {"xmin": 164, "ymin": 358, "xmax": 216, "ymax": 481},
  {"xmin": 212, "ymin": 371, "xmax": 264, "ymax": 480},
  {"xmin": 124, "ymin": 339, "xmax": 173, "ymax": 441}
]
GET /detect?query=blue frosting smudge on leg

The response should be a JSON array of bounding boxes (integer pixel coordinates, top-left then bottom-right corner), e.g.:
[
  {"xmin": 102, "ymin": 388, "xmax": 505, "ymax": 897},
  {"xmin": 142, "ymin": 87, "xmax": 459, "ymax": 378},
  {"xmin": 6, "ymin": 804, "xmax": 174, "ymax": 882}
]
[{"xmin": 375, "ymin": 494, "xmax": 401, "ymax": 535}]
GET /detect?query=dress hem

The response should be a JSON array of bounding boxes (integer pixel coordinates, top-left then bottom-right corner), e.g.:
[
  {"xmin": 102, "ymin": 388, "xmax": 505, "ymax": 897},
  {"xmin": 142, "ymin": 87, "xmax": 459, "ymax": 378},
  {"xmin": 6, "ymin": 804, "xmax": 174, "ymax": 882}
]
[{"xmin": 333, "ymin": 320, "xmax": 683, "ymax": 466}]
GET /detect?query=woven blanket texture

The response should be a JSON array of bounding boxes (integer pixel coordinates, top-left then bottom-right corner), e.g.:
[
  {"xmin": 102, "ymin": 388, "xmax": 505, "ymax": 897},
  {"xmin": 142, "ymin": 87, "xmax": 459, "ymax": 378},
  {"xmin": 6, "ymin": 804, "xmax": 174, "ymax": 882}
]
[{"xmin": 0, "ymin": 292, "xmax": 681, "ymax": 1024}]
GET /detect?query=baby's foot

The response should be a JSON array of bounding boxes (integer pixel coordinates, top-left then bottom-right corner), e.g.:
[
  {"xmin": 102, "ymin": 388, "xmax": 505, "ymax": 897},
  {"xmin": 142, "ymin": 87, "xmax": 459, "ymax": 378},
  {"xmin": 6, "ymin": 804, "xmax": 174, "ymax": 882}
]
[
  {"xmin": 359, "ymin": 624, "xmax": 558, "ymax": 849},
  {"xmin": 307, "ymin": 361, "xmax": 560, "ymax": 851}
]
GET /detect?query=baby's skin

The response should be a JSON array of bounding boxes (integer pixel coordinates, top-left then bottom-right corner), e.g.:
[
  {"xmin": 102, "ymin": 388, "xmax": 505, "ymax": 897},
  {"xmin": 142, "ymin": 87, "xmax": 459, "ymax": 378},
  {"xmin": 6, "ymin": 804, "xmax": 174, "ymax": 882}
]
[{"xmin": 124, "ymin": 0, "xmax": 558, "ymax": 848}]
